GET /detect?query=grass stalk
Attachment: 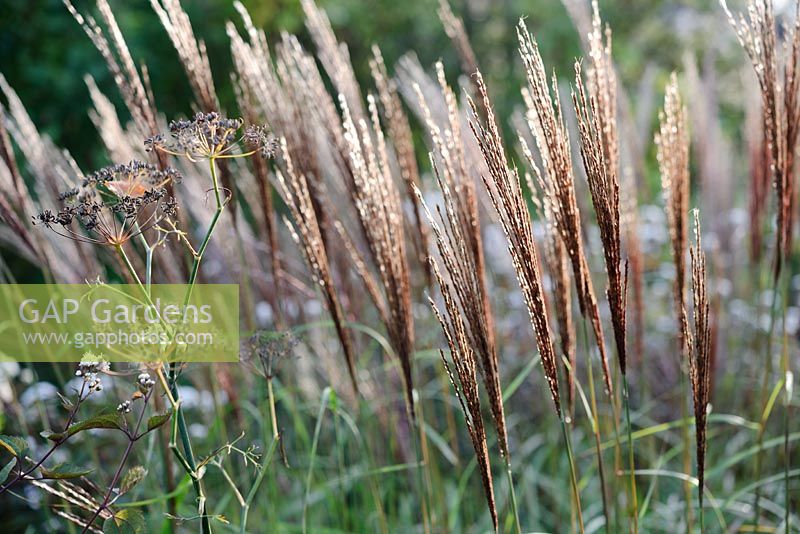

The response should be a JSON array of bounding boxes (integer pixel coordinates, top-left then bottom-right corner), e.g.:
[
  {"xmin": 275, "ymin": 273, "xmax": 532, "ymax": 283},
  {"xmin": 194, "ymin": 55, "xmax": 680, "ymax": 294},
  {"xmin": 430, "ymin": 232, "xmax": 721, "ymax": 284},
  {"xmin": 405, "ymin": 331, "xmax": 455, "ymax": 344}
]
[
  {"xmin": 560, "ymin": 415, "xmax": 585, "ymax": 534},
  {"xmin": 503, "ymin": 457, "xmax": 522, "ymax": 534},
  {"xmin": 580, "ymin": 319, "xmax": 612, "ymax": 532},
  {"xmin": 622, "ymin": 374, "xmax": 639, "ymax": 533},
  {"xmin": 410, "ymin": 398, "xmax": 433, "ymax": 534},
  {"xmin": 752, "ymin": 266, "xmax": 783, "ymax": 530},
  {"xmin": 302, "ymin": 387, "xmax": 332, "ymax": 534}
]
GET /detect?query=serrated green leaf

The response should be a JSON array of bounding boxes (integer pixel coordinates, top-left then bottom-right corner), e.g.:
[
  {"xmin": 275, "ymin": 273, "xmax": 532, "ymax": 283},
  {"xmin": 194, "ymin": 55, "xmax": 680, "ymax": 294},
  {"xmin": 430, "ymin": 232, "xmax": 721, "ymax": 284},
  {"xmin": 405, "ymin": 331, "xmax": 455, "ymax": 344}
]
[
  {"xmin": 146, "ymin": 412, "xmax": 171, "ymax": 432},
  {"xmin": 0, "ymin": 435, "xmax": 29, "ymax": 458},
  {"xmin": 103, "ymin": 509, "xmax": 146, "ymax": 534},
  {"xmin": 119, "ymin": 466, "xmax": 147, "ymax": 494},
  {"xmin": 39, "ymin": 462, "xmax": 93, "ymax": 480},
  {"xmin": 0, "ymin": 458, "xmax": 16, "ymax": 484},
  {"xmin": 65, "ymin": 412, "xmax": 124, "ymax": 438}
]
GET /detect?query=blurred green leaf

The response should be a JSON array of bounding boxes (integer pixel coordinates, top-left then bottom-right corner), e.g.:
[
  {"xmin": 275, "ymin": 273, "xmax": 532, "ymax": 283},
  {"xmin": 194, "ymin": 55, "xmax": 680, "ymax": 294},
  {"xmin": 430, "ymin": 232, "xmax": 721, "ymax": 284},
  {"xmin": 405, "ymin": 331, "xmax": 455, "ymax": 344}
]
[
  {"xmin": 0, "ymin": 435, "xmax": 28, "ymax": 458},
  {"xmin": 39, "ymin": 462, "xmax": 93, "ymax": 480},
  {"xmin": 0, "ymin": 458, "xmax": 16, "ymax": 484},
  {"xmin": 120, "ymin": 466, "xmax": 147, "ymax": 495},
  {"xmin": 64, "ymin": 412, "xmax": 125, "ymax": 438},
  {"xmin": 103, "ymin": 509, "xmax": 146, "ymax": 534},
  {"xmin": 146, "ymin": 412, "xmax": 171, "ymax": 432}
]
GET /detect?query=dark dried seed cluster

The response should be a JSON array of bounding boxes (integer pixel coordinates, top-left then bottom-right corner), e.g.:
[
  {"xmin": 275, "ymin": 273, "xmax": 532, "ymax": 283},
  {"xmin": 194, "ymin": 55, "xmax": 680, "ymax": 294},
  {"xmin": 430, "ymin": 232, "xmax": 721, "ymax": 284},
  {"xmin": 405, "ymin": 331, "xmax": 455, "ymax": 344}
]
[
  {"xmin": 145, "ymin": 111, "xmax": 276, "ymax": 160},
  {"xmin": 34, "ymin": 161, "xmax": 178, "ymax": 246},
  {"xmin": 241, "ymin": 330, "xmax": 300, "ymax": 379},
  {"xmin": 83, "ymin": 161, "xmax": 181, "ymax": 197},
  {"xmin": 244, "ymin": 124, "xmax": 279, "ymax": 159}
]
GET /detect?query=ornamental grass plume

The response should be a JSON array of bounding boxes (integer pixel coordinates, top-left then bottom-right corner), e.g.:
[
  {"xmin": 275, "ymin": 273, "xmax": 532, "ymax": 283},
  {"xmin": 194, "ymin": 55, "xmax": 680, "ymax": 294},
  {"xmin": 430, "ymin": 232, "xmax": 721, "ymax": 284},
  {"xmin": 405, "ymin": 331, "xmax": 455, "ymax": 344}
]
[
  {"xmin": 339, "ymin": 94, "xmax": 415, "ymax": 415},
  {"xmin": 535, "ymin": 186, "xmax": 576, "ymax": 416},
  {"xmin": 745, "ymin": 86, "xmax": 771, "ymax": 264},
  {"xmin": 413, "ymin": 62, "xmax": 507, "ymax": 459},
  {"xmin": 273, "ymin": 141, "xmax": 360, "ymax": 394},
  {"xmin": 572, "ymin": 60, "xmax": 627, "ymax": 376},
  {"xmin": 150, "ymin": 0, "xmax": 217, "ymax": 112},
  {"xmin": 297, "ymin": 2, "xmax": 420, "ymax": 419},
  {"xmin": 64, "ymin": 0, "xmax": 161, "ymax": 145},
  {"xmin": 427, "ymin": 258, "xmax": 498, "ymax": 531},
  {"xmin": 656, "ymin": 73, "xmax": 690, "ymax": 348},
  {"xmin": 621, "ymin": 165, "xmax": 646, "ymax": 367},
  {"xmin": 370, "ymin": 47, "xmax": 433, "ymax": 287},
  {"xmin": 722, "ymin": 0, "xmax": 800, "ymax": 279},
  {"xmin": 681, "ymin": 209, "xmax": 712, "ymax": 531},
  {"xmin": 229, "ymin": 3, "xmax": 333, "ymax": 322},
  {"xmin": 573, "ymin": 9, "xmax": 640, "ymax": 523},
  {"xmin": 517, "ymin": 19, "xmax": 613, "ymax": 397},
  {"xmin": 469, "ymin": 68, "xmax": 585, "ymax": 530},
  {"xmin": 0, "ymin": 106, "xmax": 53, "ymax": 271},
  {"xmin": 468, "ymin": 70, "xmax": 559, "ymax": 417}
]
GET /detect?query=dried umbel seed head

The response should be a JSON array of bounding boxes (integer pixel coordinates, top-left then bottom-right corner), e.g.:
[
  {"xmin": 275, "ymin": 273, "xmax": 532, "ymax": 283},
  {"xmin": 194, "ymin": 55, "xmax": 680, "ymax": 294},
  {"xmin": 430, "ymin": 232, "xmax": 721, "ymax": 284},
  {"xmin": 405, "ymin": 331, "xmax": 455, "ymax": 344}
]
[
  {"xmin": 241, "ymin": 330, "xmax": 299, "ymax": 379},
  {"xmin": 146, "ymin": 111, "xmax": 276, "ymax": 161},
  {"xmin": 83, "ymin": 161, "xmax": 181, "ymax": 198},
  {"xmin": 34, "ymin": 162, "xmax": 179, "ymax": 247},
  {"xmin": 244, "ymin": 124, "xmax": 279, "ymax": 159}
]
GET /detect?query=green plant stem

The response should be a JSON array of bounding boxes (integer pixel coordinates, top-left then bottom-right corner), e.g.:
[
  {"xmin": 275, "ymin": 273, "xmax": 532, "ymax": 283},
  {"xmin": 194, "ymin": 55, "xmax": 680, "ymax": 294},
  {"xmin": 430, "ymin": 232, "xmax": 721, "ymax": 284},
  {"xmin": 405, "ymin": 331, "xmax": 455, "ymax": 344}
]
[
  {"xmin": 118, "ymin": 234, "xmax": 208, "ymax": 533},
  {"xmin": 411, "ymin": 396, "xmax": 433, "ymax": 534},
  {"xmin": 622, "ymin": 374, "xmax": 639, "ymax": 533},
  {"xmin": 560, "ymin": 415, "xmax": 585, "ymax": 534},
  {"xmin": 116, "ymin": 244, "xmax": 147, "ymax": 297},
  {"xmin": 183, "ymin": 157, "xmax": 227, "ymax": 305},
  {"xmin": 753, "ymin": 266, "xmax": 785, "ymax": 530},
  {"xmin": 81, "ymin": 390, "xmax": 153, "ymax": 533},
  {"xmin": 582, "ymin": 319, "xmax": 612, "ymax": 532},
  {"xmin": 504, "ymin": 457, "xmax": 522, "ymax": 534},
  {"xmin": 165, "ymin": 156, "xmax": 229, "ymax": 534},
  {"xmin": 303, "ymin": 388, "xmax": 331, "ymax": 534},
  {"xmin": 267, "ymin": 379, "xmax": 279, "ymax": 443},
  {"xmin": 241, "ymin": 437, "xmax": 279, "ymax": 534}
]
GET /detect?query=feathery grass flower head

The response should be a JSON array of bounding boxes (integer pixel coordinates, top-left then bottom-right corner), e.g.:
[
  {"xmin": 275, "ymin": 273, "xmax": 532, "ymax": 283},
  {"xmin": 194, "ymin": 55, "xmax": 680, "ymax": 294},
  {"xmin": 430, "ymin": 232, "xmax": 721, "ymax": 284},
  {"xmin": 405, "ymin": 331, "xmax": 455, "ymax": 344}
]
[
  {"xmin": 146, "ymin": 111, "xmax": 277, "ymax": 160},
  {"xmin": 34, "ymin": 161, "xmax": 179, "ymax": 247}
]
